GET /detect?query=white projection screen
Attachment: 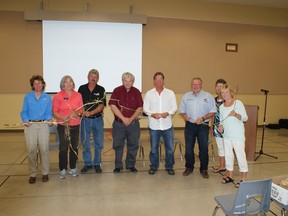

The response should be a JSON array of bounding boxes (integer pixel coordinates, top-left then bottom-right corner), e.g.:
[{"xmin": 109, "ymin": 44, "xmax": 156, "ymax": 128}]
[{"xmin": 43, "ymin": 20, "xmax": 142, "ymax": 93}]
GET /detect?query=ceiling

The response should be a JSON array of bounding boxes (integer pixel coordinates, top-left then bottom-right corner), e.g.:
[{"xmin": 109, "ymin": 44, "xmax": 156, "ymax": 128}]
[{"xmin": 203, "ymin": 0, "xmax": 288, "ymax": 9}]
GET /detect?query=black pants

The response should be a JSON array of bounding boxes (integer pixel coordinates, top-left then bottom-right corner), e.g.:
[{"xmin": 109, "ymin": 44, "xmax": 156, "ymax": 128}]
[
  {"xmin": 57, "ymin": 124, "xmax": 79, "ymax": 170},
  {"xmin": 112, "ymin": 120, "xmax": 140, "ymax": 169}
]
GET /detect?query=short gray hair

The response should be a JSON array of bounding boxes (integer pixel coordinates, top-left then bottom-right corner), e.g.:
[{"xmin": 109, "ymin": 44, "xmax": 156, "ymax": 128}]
[
  {"xmin": 122, "ymin": 72, "xmax": 135, "ymax": 82},
  {"xmin": 192, "ymin": 77, "xmax": 203, "ymax": 83},
  {"xmin": 59, "ymin": 75, "xmax": 75, "ymax": 90}
]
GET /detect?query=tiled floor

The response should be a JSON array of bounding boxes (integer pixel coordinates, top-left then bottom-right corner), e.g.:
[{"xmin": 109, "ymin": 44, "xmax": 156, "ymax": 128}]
[{"xmin": 0, "ymin": 127, "xmax": 288, "ymax": 216}]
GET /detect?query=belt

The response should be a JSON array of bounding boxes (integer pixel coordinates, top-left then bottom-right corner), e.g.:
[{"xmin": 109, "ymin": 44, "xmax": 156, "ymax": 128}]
[
  {"xmin": 85, "ymin": 115, "xmax": 102, "ymax": 119},
  {"xmin": 29, "ymin": 120, "xmax": 45, "ymax": 122},
  {"xmin": 115, "ymin": 118, "xmax": 138, "ymax": 124},
  {"xmin": 115, "ymin": 118, "xmax": 123, "ymax": 123}
]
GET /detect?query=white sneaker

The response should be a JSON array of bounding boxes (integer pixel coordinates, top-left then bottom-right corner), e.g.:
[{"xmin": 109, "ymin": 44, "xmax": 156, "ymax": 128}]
[
  {"xmin": 59, "ymin": 169, "xmax": 66, "ymax": 179},
  {"xmin": 69, "ymin": 168, "xmax": 78, "ymax": 177}
]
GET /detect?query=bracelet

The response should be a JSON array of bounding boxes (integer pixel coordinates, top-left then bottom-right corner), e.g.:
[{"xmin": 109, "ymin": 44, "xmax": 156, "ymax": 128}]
[{"xmin": 202, "ymin": 117, "xmax": 205, "ymax": 121}]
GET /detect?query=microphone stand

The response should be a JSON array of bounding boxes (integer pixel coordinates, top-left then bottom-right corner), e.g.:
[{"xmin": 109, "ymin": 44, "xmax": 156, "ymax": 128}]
[{"xmin": 255, "ymin": 90, "xmax": 278, "ymax": 161}]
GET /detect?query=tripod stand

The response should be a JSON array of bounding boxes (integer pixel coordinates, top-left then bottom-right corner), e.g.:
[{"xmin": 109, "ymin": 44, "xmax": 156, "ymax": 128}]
[{"xmin": 255, "ymin": 89, "xmax": 278, "ymax": 161}]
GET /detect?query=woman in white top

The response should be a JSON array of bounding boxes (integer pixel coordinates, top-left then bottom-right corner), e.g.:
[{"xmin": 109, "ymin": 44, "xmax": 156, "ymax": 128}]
[{"xmin": 218, "ymin": 85, "xmax": 248, "ymax": 186}]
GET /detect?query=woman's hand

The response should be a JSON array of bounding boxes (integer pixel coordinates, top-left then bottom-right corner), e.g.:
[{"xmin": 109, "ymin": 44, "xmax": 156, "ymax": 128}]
[{"xmin": 218, "ymin": 124, "xmax": 224, "ymax": 134}]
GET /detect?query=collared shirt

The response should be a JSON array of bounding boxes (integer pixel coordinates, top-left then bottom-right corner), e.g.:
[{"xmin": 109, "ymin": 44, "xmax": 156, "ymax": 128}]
[
  {"xmin": 179, "ymin": 90, "xmax": 216, "ymax": 123},
  {"xmin": 143, "ymin": 87, "xmax": 178, "ymax": 130},
  {"xmin": 20, "ymin": 91, "xmax": 52, "ymax": 123},
  {"xmin": 52, "ymin": 90, "xmax": 83, "ymax": 126},
  {"xmin": 78, "ymin": 83, "xmax": 106, "ymax": 117},
  {"xmin": 108, "ymin": 85, "xmax": 143, "ymax": 120}
]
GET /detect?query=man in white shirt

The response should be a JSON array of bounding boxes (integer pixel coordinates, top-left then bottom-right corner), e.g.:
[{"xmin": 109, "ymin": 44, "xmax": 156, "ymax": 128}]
[{"xmin": 143, "ymin": 72, "xmax": 178, "ymax": 175}]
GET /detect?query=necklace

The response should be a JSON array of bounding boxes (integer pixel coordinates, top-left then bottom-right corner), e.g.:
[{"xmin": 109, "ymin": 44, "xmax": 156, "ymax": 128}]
[{"xmin": 217, "ymin": 98, "xmax": 224, "ymax": 102}]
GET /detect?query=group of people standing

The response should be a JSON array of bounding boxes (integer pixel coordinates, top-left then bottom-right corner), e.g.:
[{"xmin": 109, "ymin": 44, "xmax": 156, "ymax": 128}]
[{"xmin": 20, "ymin": 70, "xmax": 248, "ymax": 187}]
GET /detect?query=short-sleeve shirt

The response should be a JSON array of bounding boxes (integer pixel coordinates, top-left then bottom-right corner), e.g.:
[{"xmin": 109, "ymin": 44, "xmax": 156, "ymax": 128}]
[
  {"xmin": 179, "ymin": 90, "xmax": 216, "ymax": 123},
  {"xmin": 52, "ymin": 90, "xmax": 83, "ymax": 126},
  {"xmin": 108, "ymin": 85, "xmax": 143, "ymax": 121},
  {"xmin": 78, "ymin": 83, "xmax": 106, "ymax": 117}
]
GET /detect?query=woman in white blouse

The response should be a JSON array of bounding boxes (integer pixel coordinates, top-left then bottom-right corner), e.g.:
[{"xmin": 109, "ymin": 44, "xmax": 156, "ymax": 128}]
[{"xmin": 218, "ymin": 85, "xmax": 248, "ymax": 187}]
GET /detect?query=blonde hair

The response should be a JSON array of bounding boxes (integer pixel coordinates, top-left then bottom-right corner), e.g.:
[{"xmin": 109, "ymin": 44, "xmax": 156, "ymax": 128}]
[
  {"xmin": 221, "ymin": 84, "xmax": 235, "ymax": 98},
  {"xmin": 88, "ymin": 69, "xmax": 99, "ymax": 77}
]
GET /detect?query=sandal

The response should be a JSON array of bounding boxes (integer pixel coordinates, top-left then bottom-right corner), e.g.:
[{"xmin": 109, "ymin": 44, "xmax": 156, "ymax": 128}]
[
  {"xmin": 221, "ymin": 177, "xmax": 234, "ymax": 184},
  {"xmin": 213, "ymin": 168, "xmax": 226, "ymax": 173},
  {"xmin": 235, "ymin": 180, "xmax": 243, "ymax": 188}
]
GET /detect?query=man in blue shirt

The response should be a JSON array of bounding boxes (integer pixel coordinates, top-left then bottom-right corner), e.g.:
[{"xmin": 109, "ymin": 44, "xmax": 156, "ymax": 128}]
[{"xmin": 179, "ymin": 77, "xmax": 216, "ymax": 179}]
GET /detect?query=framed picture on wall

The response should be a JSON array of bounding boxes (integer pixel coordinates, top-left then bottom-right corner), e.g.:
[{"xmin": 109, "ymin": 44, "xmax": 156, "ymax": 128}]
[{"xmin": 225, "ymin": 43, "xmax": 238, "ymax": 52}]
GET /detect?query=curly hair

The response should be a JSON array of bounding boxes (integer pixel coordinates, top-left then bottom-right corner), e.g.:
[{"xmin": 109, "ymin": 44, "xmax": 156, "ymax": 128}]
[{"xmin": 30, "ymin": 75, "xmax": 46, "ymax": 91}]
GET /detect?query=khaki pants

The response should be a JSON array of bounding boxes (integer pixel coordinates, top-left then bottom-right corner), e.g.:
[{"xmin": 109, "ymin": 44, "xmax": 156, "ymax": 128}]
[{"xmin": 24, "ymin": 124, "xmax": 50, "ymax": 177}]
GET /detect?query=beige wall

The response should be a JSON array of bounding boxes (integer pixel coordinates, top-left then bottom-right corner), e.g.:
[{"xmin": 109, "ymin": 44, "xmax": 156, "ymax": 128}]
[
  {"xmin": 1, "ymin": 12, "xmax": 288, "ymax": 94},
  {"xmin": 1, "ymin": 0, "xmax": 288, "ymax": 27}
]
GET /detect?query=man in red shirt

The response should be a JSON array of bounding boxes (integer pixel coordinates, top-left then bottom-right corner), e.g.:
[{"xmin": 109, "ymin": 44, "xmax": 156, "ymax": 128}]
[{"xmin": 109, "ymin": 72, "xmax": 143, "ymax": 173}]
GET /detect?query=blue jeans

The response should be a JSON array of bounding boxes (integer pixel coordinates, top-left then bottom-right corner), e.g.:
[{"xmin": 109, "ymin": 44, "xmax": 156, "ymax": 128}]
[
  {"xmin": 184, "ymin": 122, "xmax": 209, "ymax": 171},
  {"xmin": 149, "ymin": 127, "xmax": 174, "ymax": 169},
  {"xmin": 80, "ymin": 117, "xmax": 104, "ymax": 166}
]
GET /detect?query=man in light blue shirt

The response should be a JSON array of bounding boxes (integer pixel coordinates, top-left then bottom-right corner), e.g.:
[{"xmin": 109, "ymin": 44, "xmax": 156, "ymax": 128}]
[{"xmin": 179, "ymin": 77, "xmax": 216, "ymax": 178}]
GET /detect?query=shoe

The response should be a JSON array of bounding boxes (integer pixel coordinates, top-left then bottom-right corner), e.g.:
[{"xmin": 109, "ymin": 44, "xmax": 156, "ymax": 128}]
[
  {"xmin": 200, "ymin": 170, "xmax": 209, "ymax": 179},
  {"xmin": 127, "ymin": 167, "xmax": 138, "ymax": 173},
  {"xmin": 59, "ymin": 169, "xmax": 66, "ymax": 179},
  {"xmin": 42, "ymin": 175, "xmax": 49, "ymax": 182},
  {"xmin": 235, "ymin": 180, "xmax": 243, "ymax": 188},
  {"xmin": 183, "ymin": 168, "xmax": 193, "ymax": 176},
  {"xmin": 81, "ymin": 165, "xmax": 93, "ymax": 173},
  {"xmin": 29, "ymin": 177, "xmax": 36, "ymax": 184},
  {"xmin": 148, "ymin": 167, "xmax": 157, "ymax": 175},
  {"xmin": 94, "ymin": 165, "xmax": 102, "ymax": 173},
  {"xmin": 213, "ymin": 168, "xmax": 226, "ymax": 173},
  {"xmin": 69, "ymin": 168, "xmax": 79, "ymax": 177},
  {"xmin": 166, "ymin": 169, "xmax": 175, "ymax": 175},
  {"xmin": 113, "ymin": 168, "xmax": 122, "ymax": 173},
  {"xmin": 221, "ymin": 176, "xmax": 234, "ymax": 184}
]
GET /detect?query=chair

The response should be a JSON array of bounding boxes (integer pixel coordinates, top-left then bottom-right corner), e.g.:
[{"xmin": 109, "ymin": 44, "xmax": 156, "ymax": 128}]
[
  {"xmin": 193, "ymin": 139, "xmax": 215, "ymax": 161},
  {"xmin": 212, "ymin": 179, "xmax": 272, "ymax": 216},
  {"xmin": 138, "ymin": 141, "xmax": 145, "ymax": 166},
  {"xmin": 159, "ymin": 137, "xmax": 184, "ymax": 162},
  {"xmin": 49, "ymin": 124, "xmax": 60, "ymax": 150}
]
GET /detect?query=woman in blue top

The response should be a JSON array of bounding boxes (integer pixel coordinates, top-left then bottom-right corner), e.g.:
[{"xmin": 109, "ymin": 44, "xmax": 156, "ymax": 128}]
[{"xmin": 20, "ymin": 75, "xmax": 53, "ymax": 184}]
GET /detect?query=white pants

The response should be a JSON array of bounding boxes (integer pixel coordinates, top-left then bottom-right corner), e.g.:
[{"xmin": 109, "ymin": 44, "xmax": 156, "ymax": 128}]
[
  {"xmin": 215, "ymin": 137, "xmax": 225, "ymax": 157},
  {"xmin": 24, "ymin": 124, "xmax": 50, "ymax": 177},
  {"xmin": 224, "ymin": 139, "xmax": 248, "ymax": 172}
]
